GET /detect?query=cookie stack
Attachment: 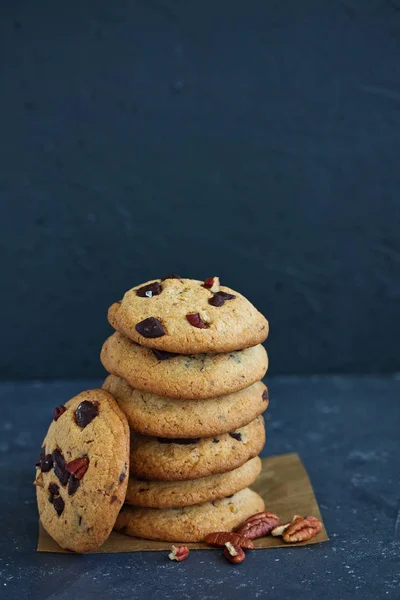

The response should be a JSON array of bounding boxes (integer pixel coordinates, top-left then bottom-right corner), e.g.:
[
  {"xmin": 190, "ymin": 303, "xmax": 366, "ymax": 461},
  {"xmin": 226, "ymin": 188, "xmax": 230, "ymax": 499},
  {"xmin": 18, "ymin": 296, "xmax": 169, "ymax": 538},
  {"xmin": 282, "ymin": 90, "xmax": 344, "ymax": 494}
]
[{"xmin": 101, "ymin": 275, "xmax": 270, "ymax": 543}]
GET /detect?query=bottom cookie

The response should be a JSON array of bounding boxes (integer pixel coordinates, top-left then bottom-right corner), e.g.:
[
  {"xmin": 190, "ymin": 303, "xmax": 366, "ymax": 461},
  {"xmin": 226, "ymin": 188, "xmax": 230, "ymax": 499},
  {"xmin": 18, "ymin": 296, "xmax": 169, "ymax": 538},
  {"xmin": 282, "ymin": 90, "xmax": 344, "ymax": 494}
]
[
  {"xmin": 125, "ymin": 456, "xmax": 262, "ymax": 508},
  {"xmin": 114, "ymin": 487, "xmax": 265, "ymax": 542}
]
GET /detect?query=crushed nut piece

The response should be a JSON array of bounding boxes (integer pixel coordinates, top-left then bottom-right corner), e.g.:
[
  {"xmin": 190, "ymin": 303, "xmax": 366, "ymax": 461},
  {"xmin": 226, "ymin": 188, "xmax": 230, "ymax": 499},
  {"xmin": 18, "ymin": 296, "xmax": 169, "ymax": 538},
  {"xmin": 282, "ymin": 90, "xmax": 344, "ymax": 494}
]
[
  {"xmin": 224, "ymin": 542, "xmax": 245, "ymax": 564},
  {"xmin": 271, "ymin": 514, "xmax": 302, "ymax": 537},
  {"xmin": 168, "ymin": 545, "xmax": 189, "ymax": 562}
]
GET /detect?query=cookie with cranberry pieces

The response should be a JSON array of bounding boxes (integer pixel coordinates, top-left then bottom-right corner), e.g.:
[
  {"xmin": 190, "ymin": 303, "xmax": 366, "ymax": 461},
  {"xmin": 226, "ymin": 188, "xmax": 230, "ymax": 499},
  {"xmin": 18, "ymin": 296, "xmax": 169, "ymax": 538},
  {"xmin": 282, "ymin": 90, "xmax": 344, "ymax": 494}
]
[
  {"xmin": 101, "ymin": 332, "xmax": 268, "ymax": 399},
  {"xmin": 107, "ymin": 276, "xmax": 269, "ymax": 353},
  {"xmin": 35, "ymin": 389, "xmax": 129, "ymax": 553},
  {"xmin": 115, "ymin": 487, "xmax": 265, "ymax": 542}
]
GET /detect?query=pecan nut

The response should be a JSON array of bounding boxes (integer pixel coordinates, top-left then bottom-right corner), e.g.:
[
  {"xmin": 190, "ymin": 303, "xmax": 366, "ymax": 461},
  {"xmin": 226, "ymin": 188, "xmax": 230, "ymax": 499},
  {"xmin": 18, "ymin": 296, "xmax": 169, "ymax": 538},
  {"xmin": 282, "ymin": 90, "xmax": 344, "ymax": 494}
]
[
  {"xmin": 271, "ymin": 514, "xmax": 302, "ymax": 537},
  {"xmin": 65, "ymin": 457, "xmax": 89, "ymax": 480},
  {"xmin": 168, "ymin": 545, "xmax": 189, "ymax": 562},
  {"xmin": 282, "ymin": 515, "xmax": 322, "ymax": 543},
  {"xmin": 235, "ymin": 511, "xmax": 280, "ymax": 540},
  {"xmin": 204, "ymin": 531, "xmax": 254, "ymax": 549},
  {"xmin": 224, "ymin": 542, "xmax": 245, "ymax": 564}
]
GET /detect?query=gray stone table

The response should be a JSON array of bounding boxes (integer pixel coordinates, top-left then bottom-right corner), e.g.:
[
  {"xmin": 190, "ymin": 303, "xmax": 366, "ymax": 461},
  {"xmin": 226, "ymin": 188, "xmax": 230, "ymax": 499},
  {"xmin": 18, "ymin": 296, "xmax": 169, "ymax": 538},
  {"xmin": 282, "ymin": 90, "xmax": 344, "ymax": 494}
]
[{"xmin": 0, "ymin": 377, "xmax": 399, "ymax": 599}]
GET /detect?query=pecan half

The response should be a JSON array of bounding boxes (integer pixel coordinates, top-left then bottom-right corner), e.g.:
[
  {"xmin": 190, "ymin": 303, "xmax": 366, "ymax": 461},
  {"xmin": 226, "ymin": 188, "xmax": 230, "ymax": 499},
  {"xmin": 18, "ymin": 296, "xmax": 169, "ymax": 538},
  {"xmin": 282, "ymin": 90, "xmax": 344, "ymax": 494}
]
[
  {"xmin": 271, "ymin": 514, "xmax": 302, "ymax": 537},
  {"xmin": 224, "ymin": 542, "xmax": 245, "ymax": 564},
  {"xmin": 168, "ymin": 545, "xmax": 189, "ymax": 562},
  {"xmin": 66, "ymin": 457, "xmax": 89, "ymax": 480},
  {"xmin": 204, "ymin": 532, "xmax": 254, "ymax": 549},
  {"xmin": 282, "ymin": 515, "xmax": 322, "ymax": 543},
  {"xmin": 235, "ymin": 511, "xmax": 280, "ymax": 540}
]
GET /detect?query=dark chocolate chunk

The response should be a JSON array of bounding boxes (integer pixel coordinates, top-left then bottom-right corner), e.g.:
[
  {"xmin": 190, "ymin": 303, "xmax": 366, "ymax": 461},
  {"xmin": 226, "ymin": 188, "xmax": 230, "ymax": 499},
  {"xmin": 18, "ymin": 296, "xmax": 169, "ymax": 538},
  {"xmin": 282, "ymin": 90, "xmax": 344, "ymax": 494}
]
[
  {"xmin": 119, "ymin": 471, "xmax": 126, "ymax": 483},
  {"xmin": 36, "ymin": 447, "xmax": 45, "ymax": 467},
  {"xmin": 52, "ymin": 449, "xmax": 70, "ymax": 486},
  {"xmin": 229, "ymin": 432, "xmax": 242, "ymax": 442},
  {"xmin": 209, "ymin": 291, "xmax": 236, "ymax": 307},
  {"xmin": 152, "ymin": 349, "xmax": 179, "ymax": 361},
  {"xmin": 48, "ymin": 482, "xmax": 60, "ymax": 503},
  {"xmin": 41, "ymin": 454, "xmax": 53, "ymax": 473},
  {"xmin": 262, "ymin": 389, "xmax": 269, "ymax": 402},
  {"xmin": 212, "ymin": 438, "xmax": 220, "ymax": 444},
  {"xmin": 75, "ymin": 400, "xmax": 99, "ymax": 428},
  {"xmin": 161, "ymin": 274, "xmax": 181, "ymax": 281},
  {"xmin": 135, "ymin": 317, "xmax": 165, "ymax": 338},
  {"xmin": 52, "ymin": 495, "xmax": 65, "ymax": 516},
  {"xmin": 110, "ymin": 495, "xmax": 118, "ymax": 503},
  {"xmin": 68, "ymin": 475, "xmax": 80, "ymax": 496},
  {"xmin": 136, "ymin": 282, "xmax": 162, "ymax": 298},
  {"xmin": 53, "ymin": 405, "xmax": 66, "ymax": 421},
  {"xmin": 186, "ymin": 313, "xmax": 207, "ymax": 329},
  {"xmin": 157, "ymin": 437, "xmax": 200, "ymax": 445}
]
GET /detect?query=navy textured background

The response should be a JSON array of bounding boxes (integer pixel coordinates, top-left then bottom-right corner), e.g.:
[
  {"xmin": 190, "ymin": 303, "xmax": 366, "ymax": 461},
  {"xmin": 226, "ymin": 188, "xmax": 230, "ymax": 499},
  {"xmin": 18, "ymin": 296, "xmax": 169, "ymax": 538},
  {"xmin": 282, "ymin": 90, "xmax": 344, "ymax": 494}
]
[{"xmin": 1, "ymin": 1, "xmax": 400, "ymax": 379}]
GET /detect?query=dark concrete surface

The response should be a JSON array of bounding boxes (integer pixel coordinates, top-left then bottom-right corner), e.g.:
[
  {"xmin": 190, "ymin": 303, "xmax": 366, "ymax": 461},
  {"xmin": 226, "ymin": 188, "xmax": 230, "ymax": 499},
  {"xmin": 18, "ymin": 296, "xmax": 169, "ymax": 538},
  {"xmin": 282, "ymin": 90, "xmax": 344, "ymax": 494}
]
[
  {"xmin": 1, "ymin": 1, "xmax": 400, "ymax": 379},
  {"xmin": 0, "ymin": 376, "xmax": 399, "ymax": 599}
]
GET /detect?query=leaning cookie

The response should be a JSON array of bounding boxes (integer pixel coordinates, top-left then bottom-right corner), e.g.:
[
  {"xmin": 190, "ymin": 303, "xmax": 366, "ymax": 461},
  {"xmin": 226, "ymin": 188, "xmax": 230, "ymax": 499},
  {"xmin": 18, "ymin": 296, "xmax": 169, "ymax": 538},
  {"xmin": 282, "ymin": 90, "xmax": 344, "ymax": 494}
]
[
  {"xmin": 115, "ymin": 488, "xmax": 265, "ymax": 542},
  {"xmin": 125, "ymin": 456, "xmax": 262, "ymax": 508},
  {"xmin": 101, "ymin": 332, "xmax": 268, "ymax": 400},
  {"xmin": 108, "ymin": 276, "xmax": 269, "ymax": 354},
  {"xmin": 129, "ymin": 416, "xmax": 265, "ymax": 481},
  {"xmin": 35, "ymin": 389, "xmax": 129, "ymax": 553},
  {"xmin": 103, "ymin": 375, "xmax": 269, "ymax": 438}
]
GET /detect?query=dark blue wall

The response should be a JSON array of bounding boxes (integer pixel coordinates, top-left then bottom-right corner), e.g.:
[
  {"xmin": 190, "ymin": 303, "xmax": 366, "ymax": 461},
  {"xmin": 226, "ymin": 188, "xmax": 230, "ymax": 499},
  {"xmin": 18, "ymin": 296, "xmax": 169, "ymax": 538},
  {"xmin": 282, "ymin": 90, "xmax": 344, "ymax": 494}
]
[{"xmin": 1, "ymin": 1, "xmax": 400, "ymax": 379}]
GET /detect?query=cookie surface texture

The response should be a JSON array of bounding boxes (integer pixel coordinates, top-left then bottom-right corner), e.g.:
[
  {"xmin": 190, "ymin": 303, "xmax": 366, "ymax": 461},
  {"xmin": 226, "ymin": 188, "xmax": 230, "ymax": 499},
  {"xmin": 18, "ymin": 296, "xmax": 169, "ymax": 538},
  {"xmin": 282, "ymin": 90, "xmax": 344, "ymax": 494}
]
[
  {"xmin": 103, "ymin": 375, "xmax": 269, "ymax": 437},
  {"xmin": 115, "ymin": 488, "xmax": 265, "ymax": 542},
  {"xmin": 101, "ymin": 332, "xmax": 268, "ymax": 399},
  {"xmin": 129, "ymin": 416, "xmax": 265, "ymax": 481},
  {"xmin": 125, "ymin": 456, "xmax": 262, "ymax": 508},
  {"xmin": 108, "ymin": 277, "xmax": 269, "ymax": 353}
]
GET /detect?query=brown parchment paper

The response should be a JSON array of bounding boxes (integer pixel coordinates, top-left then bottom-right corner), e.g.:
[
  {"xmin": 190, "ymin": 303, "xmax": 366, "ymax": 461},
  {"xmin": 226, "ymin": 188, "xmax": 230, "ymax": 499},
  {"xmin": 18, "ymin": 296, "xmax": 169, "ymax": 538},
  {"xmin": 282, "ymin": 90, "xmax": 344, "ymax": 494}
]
[{"xmin": 37, "ymin": 452, "xmax": 328, "ymax": 553}]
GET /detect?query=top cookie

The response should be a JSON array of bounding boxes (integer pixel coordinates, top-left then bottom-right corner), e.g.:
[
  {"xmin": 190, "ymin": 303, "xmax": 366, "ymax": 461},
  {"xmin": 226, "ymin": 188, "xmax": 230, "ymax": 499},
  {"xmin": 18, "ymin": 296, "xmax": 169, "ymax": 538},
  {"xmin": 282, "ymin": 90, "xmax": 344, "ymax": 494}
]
[
  {"xmin": 108, "ymin": 276, "xmax": 269, "ymax": 353},
  {"xmin": 35, "ymin": 389, "xmax": 129, "ymax": 553}
]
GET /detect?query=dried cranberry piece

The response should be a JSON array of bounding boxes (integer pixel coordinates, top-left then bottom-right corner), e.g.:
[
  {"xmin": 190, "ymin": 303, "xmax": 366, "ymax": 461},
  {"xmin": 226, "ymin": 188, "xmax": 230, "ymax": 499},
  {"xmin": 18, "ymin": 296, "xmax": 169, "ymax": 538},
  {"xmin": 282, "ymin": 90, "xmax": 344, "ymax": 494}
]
[
  {"xmin": 136, "ymin": 282, "xmax": 162, "ymax": 298},
  {"xmin": 161, "ymin": 274, "xmax": 181, "ymax": 281},
  {"xmin": 209, "ymin": 291, "xmax": 236, "ymax": 307},
  {"xmin": 41, "ymin": 454, "xmax": 53, "ymax": 472},
  {"xmin": 229, "ymin": 432, "xmax": 242, "ymax": 442},
  {"xmin": 52, "ymin": 449, "xmax": 70, "ymax": 486},
  {"xmin": 203, "ymin": 277, "xmax": 215, "ymax": 289},
  {"xmin": 152, "ymin": 349, "xmax": 178, "ymax": 360},
  {"xmin": 157, "ymin": 437, "xmax": 200, "ymax": 445},
  {"xmin": 52, "ymin": 495, "xmax": 65, "ymax": 516},
  {"xmin": 186, "ymin": 313, "xmax": 207, "ymax": 329},
  {"xmin": 135, "ymin": 317, "xmax": 166, "ymax": 338},
  {"xmin": 262, "ymin": 389, "xmax": 269, "ymax": 402},
  {"xmin": 53, "ymin": 405, "xmax": 66, "ymax": 421},
  {"xmin": 68, "ymin": 475, "xmax": 80, "ymax": 496},
  {"xmin": 75, "ymin": 400, "xmax": 99, "ymax": 428}
]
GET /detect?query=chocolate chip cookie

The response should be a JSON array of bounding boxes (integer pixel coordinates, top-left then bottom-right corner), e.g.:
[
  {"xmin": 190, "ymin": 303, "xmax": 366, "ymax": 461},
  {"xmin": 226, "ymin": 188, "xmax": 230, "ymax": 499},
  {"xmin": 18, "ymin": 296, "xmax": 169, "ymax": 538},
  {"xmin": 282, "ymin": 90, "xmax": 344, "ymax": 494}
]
[
  {"xmin": 125, "ymin": 456, "xmax": 261, "ymax": 508},
  {"xmin": 108, "ymin": 276, "xmax": 269, "ymax": 354},
  {"xmin": 129, "ymin": 416, "xmax": 265, "ymax": 481},
  {"xmin": 115, "ymin": 487, "xmax": 265, "ymax": 542},
  {"xmin": 101, "ymin": 332, "xmax": 268, "ymax": 400},
  {"xmin": 35, "ymin": 389, "xmax": 129, "ymax": 553},
  {"xmin": 103, "ymin": 375, "xmax": 269, "ymax": 438}
]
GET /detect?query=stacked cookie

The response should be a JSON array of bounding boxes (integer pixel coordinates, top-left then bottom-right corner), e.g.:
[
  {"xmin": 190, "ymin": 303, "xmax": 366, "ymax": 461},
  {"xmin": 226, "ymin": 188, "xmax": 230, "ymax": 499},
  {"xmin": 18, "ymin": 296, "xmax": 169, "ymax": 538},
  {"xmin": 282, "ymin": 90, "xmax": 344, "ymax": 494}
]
[{"xmin": 101, "ymin": 275, "xmax": 270, "ymax": 543}]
